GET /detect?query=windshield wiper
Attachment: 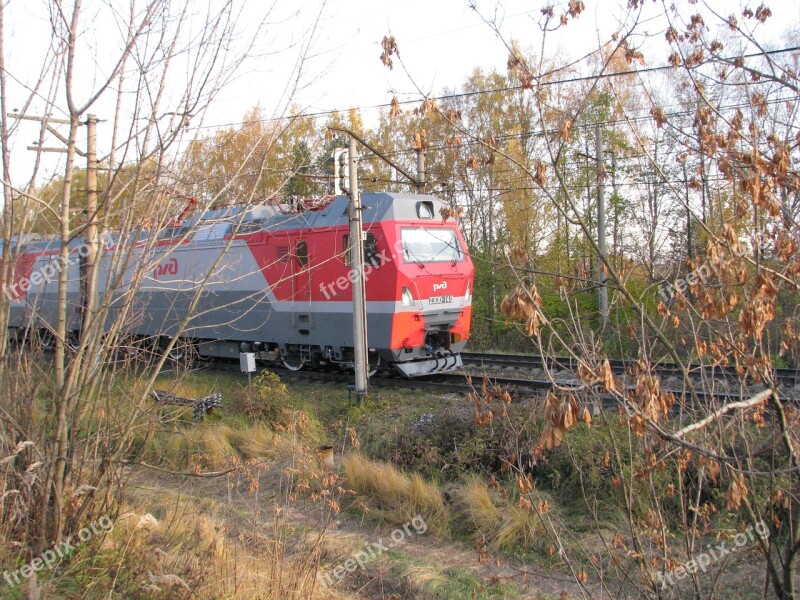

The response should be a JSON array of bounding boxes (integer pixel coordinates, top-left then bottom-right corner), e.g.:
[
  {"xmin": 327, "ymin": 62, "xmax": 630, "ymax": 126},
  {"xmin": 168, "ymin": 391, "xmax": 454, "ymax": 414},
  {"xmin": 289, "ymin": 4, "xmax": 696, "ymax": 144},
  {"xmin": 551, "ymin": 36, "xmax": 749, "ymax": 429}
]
[{"xmin": 404, "ymin": 246, "xmax": 425, "ymax": 268}]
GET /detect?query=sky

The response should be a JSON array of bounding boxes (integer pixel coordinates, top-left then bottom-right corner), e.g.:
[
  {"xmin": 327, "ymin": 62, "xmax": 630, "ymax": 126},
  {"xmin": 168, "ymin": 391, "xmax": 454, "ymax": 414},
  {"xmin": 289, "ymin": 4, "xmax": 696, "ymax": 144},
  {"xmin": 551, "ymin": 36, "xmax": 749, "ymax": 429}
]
[
  {"xmin": 209, "ymin": 0, "xmax": 800, "ymax": 122},
  {"xmin": 3, "ymin": 0, "xmax": 800, "ymax": 186},
  {"xmin": 256, "ymin": 0, "xmax": 630, "ymax": 122}
]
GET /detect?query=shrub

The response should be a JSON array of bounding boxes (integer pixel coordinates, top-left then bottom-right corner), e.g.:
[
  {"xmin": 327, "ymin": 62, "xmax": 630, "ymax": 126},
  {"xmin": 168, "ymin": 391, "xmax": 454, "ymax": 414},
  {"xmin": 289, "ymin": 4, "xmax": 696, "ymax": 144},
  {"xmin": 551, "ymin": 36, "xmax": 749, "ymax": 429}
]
[{"xmin": 239, "ymin": 370, "xmax": 289, "ymax": 423}]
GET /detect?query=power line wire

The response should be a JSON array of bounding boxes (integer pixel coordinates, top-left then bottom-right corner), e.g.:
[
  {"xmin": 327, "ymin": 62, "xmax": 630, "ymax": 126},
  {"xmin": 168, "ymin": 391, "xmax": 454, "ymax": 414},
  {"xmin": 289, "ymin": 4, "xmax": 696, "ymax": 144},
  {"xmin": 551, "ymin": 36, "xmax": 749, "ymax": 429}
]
[{"xmin": 189, "ymin": 45, "xmax": 800, "ymax": 132}]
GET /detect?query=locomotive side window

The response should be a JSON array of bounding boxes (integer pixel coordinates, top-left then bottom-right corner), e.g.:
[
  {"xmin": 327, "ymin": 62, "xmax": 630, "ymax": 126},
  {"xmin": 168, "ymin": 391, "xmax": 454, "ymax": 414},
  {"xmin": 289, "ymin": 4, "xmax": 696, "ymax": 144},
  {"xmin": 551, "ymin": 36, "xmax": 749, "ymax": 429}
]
[
  {"xmin": 343, "ymin": 232, "xmax": 379, "ymax": 267},
  {"xmin": 296, "ymin": 240, "xmax": 309, "ymax": 267},
  {"xmin": 365, "ymin": 233, "xmax": 380, "ymax": 266},
  {"xmin": 401, "ymin": 228, "xmax": 463, "ymax": 263}
]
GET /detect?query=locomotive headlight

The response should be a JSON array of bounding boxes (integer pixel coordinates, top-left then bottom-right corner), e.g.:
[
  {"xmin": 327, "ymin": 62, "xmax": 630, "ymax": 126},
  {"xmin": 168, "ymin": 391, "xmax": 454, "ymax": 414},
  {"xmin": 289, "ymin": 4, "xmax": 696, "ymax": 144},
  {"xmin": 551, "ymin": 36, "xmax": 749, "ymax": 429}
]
[
  {"xmin": 464, "ymin": 281, "xmax": 471, "ymax": 303},
  {"xmin": 401, "ymin": 286, "xmax": 414, "ymax": 306}
]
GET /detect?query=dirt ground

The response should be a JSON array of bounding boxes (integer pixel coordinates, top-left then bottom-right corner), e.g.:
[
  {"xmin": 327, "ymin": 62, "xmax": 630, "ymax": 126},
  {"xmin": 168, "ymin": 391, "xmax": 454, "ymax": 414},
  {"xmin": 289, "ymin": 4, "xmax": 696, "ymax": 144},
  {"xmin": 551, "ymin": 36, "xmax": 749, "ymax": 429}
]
[{"xmin": 126, "ymin": 463, "xmax": 592, "ymax": 600}]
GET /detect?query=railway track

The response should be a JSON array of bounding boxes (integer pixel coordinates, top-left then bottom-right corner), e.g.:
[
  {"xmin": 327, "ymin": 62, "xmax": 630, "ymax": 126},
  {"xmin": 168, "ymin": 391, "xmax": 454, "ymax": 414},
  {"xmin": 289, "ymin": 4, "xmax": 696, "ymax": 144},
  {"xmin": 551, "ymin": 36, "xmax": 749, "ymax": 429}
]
[
  {"xmin": 460, "ymin": 351, "xmax": 800, "ymax": 388},
  {"xmin": 24, "ymin": 343, "xmax": 798, "ymax": 403},
  {"xmin": 197, "ymin": 354, "xmax": 795, "ymax": 404}
]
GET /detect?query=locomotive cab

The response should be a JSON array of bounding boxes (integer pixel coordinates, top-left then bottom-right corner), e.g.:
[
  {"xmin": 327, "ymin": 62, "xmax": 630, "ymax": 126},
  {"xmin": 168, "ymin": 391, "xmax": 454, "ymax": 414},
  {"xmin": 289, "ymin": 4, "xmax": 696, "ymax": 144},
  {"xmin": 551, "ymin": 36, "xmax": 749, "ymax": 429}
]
[{"xmin": 387, "ymin": 218, "xmax": 473, "ymax": 376}]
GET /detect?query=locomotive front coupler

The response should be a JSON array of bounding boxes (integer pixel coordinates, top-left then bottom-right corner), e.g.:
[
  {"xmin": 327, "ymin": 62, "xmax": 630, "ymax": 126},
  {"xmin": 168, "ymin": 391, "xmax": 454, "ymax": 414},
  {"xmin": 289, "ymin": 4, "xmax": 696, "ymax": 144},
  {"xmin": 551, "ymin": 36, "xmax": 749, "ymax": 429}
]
[{"xmin": 424, "ymin": 330, "xmax": 451, "ymax": 353}]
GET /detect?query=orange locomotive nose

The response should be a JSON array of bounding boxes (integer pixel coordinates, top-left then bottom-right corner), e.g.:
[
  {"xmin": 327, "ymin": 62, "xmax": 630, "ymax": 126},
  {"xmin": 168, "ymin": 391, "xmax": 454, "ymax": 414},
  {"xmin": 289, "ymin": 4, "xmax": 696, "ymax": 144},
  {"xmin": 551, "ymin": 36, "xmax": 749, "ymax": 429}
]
[{"xmin": 390, "ymin": 310, "xmax": 425, "ymax": 350}]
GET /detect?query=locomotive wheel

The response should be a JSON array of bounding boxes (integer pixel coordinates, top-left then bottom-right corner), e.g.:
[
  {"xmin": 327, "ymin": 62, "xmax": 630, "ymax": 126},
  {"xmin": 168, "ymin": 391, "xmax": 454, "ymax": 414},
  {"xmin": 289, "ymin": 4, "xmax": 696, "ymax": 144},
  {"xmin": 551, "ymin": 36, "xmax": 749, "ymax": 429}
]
[
  {"xmin": 162, "ymin": 337, "xmax": 195, "ymax": 363},
  {"xmin": 38, "ymin": 329, "xmax": 56, "ymax": 351},
  {"xmin": 368, "ymin": 356, "xmax": 386, "ymax": 378},
  {"xmin": 115, "ymin": 335, "xmax": 146, "ymax": 366},
  {"xmin": 281, "ymin": 351, "xmax": 305, "ymax": 371},
  {"xmin": 167, "ymin": 344, "xmax": 185, "ymax": 361},
  {"xmin": 67, "ymin": 331, "xmax": 81, "ymax": 351}
]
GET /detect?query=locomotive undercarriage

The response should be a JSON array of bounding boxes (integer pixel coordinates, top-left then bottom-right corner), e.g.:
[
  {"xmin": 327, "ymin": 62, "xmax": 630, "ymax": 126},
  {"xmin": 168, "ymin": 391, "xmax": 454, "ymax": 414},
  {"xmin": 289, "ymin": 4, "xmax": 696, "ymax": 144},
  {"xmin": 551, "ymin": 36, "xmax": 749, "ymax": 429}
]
[
  {"xmin": 231, "ymin": 331, "xmax": 465, "ymax": 378},
  {"xmin": 7, "ymin": 326, "xmax": 464, "ymax": 379}
]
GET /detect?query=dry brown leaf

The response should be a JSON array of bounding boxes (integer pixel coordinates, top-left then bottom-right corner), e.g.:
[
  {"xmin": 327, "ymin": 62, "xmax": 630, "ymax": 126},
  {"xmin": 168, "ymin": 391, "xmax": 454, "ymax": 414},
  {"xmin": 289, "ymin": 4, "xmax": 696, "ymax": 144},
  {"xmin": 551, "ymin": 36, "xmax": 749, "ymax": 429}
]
[
  {"xmin": 727, "ymin": 474, "xmax": 748, "ymax": 511},
  {"xmin": 534, "ymin": 161, "xmax": 547, "ymax": 185},
  {"xmin": 560, "ymin": 119, "xmax": 573, "ymax": 142},
  {"xmin": 379, "ymin": 35, "xmax": 399, "ymax": 69},
  {"xmin": 651, "ymin": 106, "xmax": 667, "ymax": 128},
  {"xmin": 389, "ymin": 96, "xmax": 401, "ymax": 118}
]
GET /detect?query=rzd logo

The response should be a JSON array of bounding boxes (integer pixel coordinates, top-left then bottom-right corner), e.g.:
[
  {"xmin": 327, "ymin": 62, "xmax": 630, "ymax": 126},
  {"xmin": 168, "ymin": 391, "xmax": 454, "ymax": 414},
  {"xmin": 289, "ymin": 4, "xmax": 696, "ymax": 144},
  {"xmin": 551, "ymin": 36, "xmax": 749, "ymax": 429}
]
[
  {"xmin": 433, "ymin": 281, "xmax": 448, "ymax": 292},
  {"xmin": 153, "ymin": 257, "xmax": 179, "ymax": 279}
]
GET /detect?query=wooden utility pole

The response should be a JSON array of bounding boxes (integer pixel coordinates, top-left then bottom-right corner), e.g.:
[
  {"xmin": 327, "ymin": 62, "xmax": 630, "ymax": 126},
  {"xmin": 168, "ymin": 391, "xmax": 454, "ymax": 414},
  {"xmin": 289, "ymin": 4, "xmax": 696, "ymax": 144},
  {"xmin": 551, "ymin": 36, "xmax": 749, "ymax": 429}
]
[
  {"xmin": 347, "ymin": 136, "xmax": 368, "ymax": 402},
  {"xmin": 596, "ymin": 124, "xmax": 609, "ymax": 334},
  {"xmin": 416, "ymin": 148, "xmax": 426, "ymax": 193},
  {"xmin": 7, "ymin": 112, "xmax": 99, "ymax": 338},
  {"xmin": 83, "ymin": 114, "xmax": 99, "ymax": 333}
]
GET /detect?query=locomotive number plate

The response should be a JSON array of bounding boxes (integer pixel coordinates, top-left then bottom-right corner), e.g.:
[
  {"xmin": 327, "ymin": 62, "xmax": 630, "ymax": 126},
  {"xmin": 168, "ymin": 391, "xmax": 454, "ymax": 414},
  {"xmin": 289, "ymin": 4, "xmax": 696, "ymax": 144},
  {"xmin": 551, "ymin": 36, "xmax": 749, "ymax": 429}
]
[{"xmin": 429, "ymin": 295, "xmax": 453, "ymax": 305}]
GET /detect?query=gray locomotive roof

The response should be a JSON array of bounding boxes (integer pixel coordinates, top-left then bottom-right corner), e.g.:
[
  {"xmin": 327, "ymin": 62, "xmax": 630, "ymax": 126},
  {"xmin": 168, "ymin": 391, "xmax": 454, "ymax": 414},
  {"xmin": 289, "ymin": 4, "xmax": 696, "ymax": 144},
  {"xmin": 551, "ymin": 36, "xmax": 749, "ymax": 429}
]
[
  {"xmin": 184, "ymin": 204, "xmax": 281, "ymax": 228},
  {"xmin": 244, "ymin": 193, "xmax": 447, "ymax": 232},
  {"xmin": 3, "ymin": 193, "xmax": 450, "ymax": 250},
  {"xmin": 10, "ymin": 238, "xmax": 83, "ymax": 252},
  {"xmin": 317, "ymin": 193, "xmax": 446, "ymax": 227},
  {"xmin": 0, "ymin": 234, "xmax": 57, "ymax": 252},
  {"xmin": 183, "ymin": 193, "xmax": 447, "ymax": 234}
]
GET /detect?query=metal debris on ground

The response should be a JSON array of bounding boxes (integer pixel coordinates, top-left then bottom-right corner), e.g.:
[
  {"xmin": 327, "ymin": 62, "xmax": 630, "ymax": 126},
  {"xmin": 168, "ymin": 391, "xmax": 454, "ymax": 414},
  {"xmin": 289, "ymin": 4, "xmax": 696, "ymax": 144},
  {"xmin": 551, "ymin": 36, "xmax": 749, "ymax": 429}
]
[{"xmin": 151, "ymin": 390, "xmax": 222, "ymax": 421}]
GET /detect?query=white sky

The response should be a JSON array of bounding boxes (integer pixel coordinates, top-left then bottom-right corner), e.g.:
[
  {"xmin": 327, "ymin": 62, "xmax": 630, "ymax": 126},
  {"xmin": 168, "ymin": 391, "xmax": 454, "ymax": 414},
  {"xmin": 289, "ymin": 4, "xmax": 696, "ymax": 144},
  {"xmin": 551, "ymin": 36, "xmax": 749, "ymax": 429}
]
[{"xmin": 4, "ymin": 0, "xmax": 800, "ymax": 185}]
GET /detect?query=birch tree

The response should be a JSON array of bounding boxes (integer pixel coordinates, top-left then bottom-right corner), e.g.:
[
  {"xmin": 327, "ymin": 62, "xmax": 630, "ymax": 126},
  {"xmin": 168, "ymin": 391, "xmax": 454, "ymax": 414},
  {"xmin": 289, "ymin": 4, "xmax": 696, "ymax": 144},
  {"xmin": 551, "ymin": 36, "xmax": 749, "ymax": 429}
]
[{"xmin": 0, "ymin": 0, "xmax": 322, "ymax": 554}]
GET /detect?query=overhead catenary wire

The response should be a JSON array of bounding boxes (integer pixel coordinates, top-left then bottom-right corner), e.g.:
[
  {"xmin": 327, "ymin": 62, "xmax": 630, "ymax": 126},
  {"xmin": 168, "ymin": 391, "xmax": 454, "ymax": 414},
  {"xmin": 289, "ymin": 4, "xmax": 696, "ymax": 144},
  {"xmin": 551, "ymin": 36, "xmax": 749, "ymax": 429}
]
[
  {"xmin": 181, "ymin": 88, "xmax": 797, "ymax": 188},
  {"xmin": 183, "ymin": 45, "xmax": 800, "ymax": 133}
]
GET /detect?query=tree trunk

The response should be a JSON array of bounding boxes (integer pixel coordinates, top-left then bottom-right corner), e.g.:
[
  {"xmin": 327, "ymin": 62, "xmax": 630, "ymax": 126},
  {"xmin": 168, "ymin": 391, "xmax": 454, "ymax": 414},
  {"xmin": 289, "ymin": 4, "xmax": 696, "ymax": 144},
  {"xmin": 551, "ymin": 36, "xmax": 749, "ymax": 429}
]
[{"xmin": 0, "ymin": 3, "xmax": 12, "ymax": 370}]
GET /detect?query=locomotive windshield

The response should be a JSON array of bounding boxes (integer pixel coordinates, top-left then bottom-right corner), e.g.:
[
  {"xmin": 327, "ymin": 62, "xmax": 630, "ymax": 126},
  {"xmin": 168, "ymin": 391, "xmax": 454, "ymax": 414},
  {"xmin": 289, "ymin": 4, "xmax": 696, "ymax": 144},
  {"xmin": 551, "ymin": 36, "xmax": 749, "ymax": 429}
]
[{"xmin": 401, "ymin": 228, "xmax": 463, "ymax": 263}]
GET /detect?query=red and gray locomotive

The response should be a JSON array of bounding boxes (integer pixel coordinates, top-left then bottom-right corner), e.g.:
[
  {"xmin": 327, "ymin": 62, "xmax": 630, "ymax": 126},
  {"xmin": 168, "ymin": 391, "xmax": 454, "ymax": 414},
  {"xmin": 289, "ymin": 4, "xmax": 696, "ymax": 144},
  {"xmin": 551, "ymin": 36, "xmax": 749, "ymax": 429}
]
[{"xmin": 5, "ymin": 192, "xmax": 474, "ymax": 377}]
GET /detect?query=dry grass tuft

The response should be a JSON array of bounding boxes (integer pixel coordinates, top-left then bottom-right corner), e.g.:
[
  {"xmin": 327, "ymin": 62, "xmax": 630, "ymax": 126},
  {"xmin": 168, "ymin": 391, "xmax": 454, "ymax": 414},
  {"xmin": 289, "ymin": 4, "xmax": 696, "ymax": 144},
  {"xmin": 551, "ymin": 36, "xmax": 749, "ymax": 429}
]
[
  {"xmin": 342, "ymin": 453, "xmax": 448, "ymax": 535},
  {"xmin": 458, "ymin": 475, "xmax": 502, "ymax": 537},
  {"xmin": 187, "ymin": 424, "xmax": 238, "ymax": 465},
  {"xmin": 141, "ymin": 420, "xmax": 298, "ymax": 469},
  {"xmin": 494, "ymin": 504, "xmax": 542, "ymax": 550},
  {"xmin": 227, "ymin": 422, "xmax": 277, "ymax": 459},
  {"xmin": 91, "ymin": 498, "xmax": 328, "ymax": 599},
  {"xmin": 455, "ymin": 476, "xmax": 545, "ymax": 551},
  {"xmin": 139, "ymin": 425, "xmax": 233, "ymax": 469}
]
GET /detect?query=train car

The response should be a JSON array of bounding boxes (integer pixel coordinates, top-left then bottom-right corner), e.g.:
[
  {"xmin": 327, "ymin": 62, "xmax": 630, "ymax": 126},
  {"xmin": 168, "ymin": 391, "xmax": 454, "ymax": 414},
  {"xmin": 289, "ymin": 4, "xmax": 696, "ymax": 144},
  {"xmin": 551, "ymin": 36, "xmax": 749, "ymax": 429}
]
[
  {"xmin": 3, "ymin": 238, "xmax": 83, "ymax": 348},
  {"xmin": 6, "ymin": 192, "xmax": 474, "ymax": 377}
]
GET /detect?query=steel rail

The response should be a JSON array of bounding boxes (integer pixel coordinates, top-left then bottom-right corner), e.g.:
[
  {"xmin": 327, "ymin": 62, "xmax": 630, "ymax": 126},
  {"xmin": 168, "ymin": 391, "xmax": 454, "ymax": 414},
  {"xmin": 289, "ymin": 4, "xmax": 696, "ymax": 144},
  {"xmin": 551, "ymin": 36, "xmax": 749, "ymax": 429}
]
[
  {"xmin": 460, "ymin": 351, "xmax": 800, "ymax": 388},
  {"xmin": 196, "ymin": 357, "xmax": 790, "ymax": 404}
]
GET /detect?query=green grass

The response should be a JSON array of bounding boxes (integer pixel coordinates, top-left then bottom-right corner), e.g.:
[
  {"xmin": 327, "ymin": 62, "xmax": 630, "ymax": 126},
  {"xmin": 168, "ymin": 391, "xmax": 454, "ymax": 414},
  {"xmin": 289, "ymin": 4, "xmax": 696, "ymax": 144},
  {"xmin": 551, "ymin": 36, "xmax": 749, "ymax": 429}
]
[
  {"xmin": 430, "ymin": 569, "xmax": 521, "ymax": 600},
  {"xmin": 380, "ymin": 549, "xmax": 521, "ymax": 599}
]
